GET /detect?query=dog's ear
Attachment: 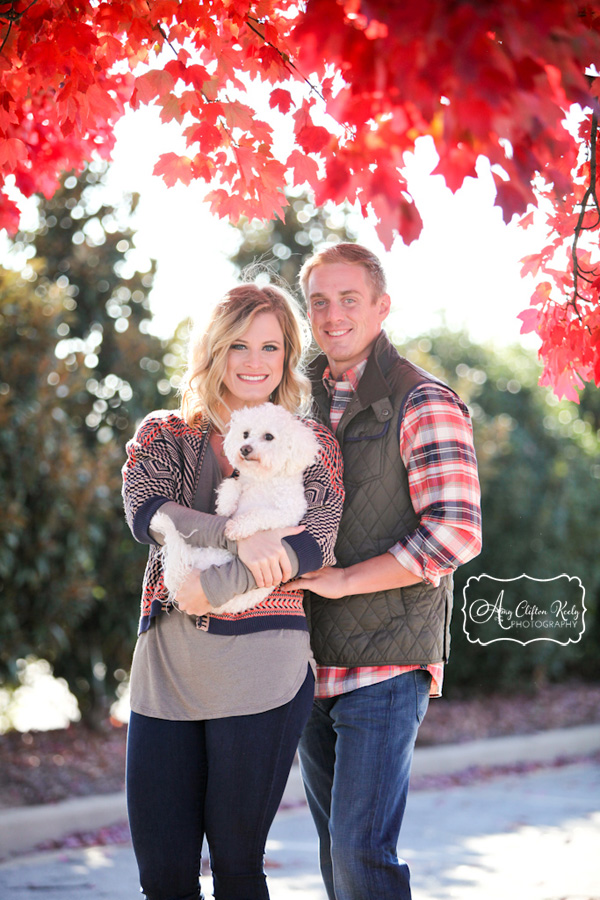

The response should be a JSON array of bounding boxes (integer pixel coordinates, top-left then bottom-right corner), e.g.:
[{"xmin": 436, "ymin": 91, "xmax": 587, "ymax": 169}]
[{"xmin": 282, "ymin": 419, "xmax": 320, "ymax": 475}]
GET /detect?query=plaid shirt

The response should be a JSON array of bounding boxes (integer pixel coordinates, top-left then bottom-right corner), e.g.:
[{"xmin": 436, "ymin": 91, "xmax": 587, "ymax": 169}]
[{"xmin": 315, "ymin": 357, "xmax": 481, "ymax": 699}]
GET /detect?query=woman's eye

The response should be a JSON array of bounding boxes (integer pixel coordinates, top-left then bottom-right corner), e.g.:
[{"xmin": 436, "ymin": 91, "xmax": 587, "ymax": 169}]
[
  {"xmin": 263, "ymin": 344, "xmax": 278, "ymax": 352},
  {"xmin": 230, "ymin": 343, "xmax": 246, "ymax": 351},
  {"xmin": 264, "ymin": 433, "xmax": 274, "ymax": 441}
]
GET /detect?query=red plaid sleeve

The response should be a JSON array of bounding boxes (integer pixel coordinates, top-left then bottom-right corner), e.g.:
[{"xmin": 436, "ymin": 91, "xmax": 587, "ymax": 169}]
[{"xmin": 389, "ymin": 384, "xmax": 482, "ymax": 586}]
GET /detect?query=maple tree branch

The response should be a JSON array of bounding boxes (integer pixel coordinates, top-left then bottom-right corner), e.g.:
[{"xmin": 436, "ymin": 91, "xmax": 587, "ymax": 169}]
[
  {"xmin": 154, "ymin": 21, "xmax": 177, "ymax": 55},
  {"xmin": 0, "ymin": 0, "xmax": 37, "ymax": 54},
  {"xmin": 245, "ymin": 14, "xmax": 325, "ymax": 102},
  {"xmin": 142, "ymin": 0, "xmax": 177, "ymax": 56},
  {"xmin": 570, "ymin": 108, "xmax": 599, "ymax": 317}
]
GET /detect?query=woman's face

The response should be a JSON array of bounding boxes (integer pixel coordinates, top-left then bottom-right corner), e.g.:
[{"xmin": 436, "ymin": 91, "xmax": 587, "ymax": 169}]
[{"xmin": 221, "ymin": 311, "xmax": 286, "ymax": 412}]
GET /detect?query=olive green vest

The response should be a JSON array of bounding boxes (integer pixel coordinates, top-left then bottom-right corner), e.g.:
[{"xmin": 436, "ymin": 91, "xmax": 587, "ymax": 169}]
[{"xmin": 304, "ymin": 331, "xmax": 454, "ymax": 666}]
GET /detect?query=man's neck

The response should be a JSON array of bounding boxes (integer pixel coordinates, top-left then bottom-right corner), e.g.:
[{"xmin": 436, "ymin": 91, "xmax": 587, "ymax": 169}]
[{"xmin": 327, "ymin": 332, "xmax": 382, "ymax": 380}]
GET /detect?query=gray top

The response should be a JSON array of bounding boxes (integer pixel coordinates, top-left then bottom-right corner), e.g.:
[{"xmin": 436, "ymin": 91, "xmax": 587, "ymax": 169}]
[{"xmin": 129, "ymin": 443, "xmax": 314, "ymax": 720}]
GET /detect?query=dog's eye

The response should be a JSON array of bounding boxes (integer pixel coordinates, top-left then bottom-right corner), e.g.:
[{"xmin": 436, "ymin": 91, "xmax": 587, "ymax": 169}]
[
  {"xmin": 243, "ymin": 431, "xmax": 250, "ymax": 439},
  {"xmin": 263, "ymin": 433, "xmax": 274, "ymax": 441}
]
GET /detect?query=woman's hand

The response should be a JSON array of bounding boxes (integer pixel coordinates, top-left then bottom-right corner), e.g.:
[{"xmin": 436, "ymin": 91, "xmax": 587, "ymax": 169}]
[
  {"xmin": 174, "ymin": 569, "xmax": 213, "ymax": 616},
  {"xmin": 237, "ymin": 526, "xmax": 305, "ymax": 589}
]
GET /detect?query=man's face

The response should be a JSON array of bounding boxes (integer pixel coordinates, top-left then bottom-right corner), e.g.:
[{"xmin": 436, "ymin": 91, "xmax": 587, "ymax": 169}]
[{"xmin": 307, "ymin": 262, "xmax": 390, "ymax": 378}]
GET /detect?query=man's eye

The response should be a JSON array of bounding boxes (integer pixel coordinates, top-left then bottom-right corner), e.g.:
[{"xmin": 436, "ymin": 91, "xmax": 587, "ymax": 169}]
[
  {"xmin": 264, "ymin": 433, "xmax": 274, "ymax": 441},
  {"xmin": 243, "ymin": 431, "xmax": 250, "ymax": 439}
]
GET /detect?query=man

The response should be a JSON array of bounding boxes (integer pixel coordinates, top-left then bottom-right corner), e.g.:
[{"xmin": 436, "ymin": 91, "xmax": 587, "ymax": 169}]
[{"xmin": 294, "ymin": 242, "xmax": 482, "ymax": 900}]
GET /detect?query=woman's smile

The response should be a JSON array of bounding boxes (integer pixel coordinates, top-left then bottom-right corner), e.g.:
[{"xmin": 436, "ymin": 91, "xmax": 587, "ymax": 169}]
[{"xmin": 221, "ymin": 312, "xmax": 286, "ymax": 410}]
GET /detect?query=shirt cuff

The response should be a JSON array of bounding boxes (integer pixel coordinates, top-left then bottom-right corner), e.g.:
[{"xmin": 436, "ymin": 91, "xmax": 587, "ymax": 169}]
[
  {"xmin": 387, "ymin": 544, "xmax": 443, "ymax": 587},
  {"xmin": 283, "ymin": 532, "xmax": 322, "ymax": 575},
  {"xmin": 133, "ymin": 496, "xmax": 171, "ymax": 544}
]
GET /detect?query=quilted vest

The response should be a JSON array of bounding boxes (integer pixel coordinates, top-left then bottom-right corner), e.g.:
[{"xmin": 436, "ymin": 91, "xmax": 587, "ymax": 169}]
[{"xmin": 304, "ymin": 331, "xmax": 455, "ymax": 666}]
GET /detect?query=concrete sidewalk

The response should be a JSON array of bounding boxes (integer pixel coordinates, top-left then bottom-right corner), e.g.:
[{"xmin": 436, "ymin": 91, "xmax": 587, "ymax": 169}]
[
  {"xmin": 0, "ymin": 758, "xmax": 598, "ymax": 899},
  {"xmin": 2, "ymin": 723, "xmax": 599, "ymax": 859}
]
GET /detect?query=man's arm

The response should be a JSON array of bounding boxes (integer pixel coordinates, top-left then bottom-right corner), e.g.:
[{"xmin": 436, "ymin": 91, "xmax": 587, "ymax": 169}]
[
  {"xmin": 390, "ymin": 383, "xmax": 482, "ymax": 586},
  {"xmin": 294, "ymin": 553, "xmax": 421, "ymax": 598},
  {"xmin": 296, "ymin": 384, "xmax": 482, "ymax": 598}
]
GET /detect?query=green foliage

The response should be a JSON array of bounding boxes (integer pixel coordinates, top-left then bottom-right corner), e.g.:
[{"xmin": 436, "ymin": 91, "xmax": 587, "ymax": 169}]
[
  {"xmin": 1, "ymin": 166, "xmax": 179, "ymax": 727},
  {"xmin": 231, "ymin": 190, "xmax": 359, "ymax": 304},
  {"xmin": 399, "ymin": 330, "xmax": 600, "ymax": 695},
  {"xmin": 0, "ymin": 272, "xmax": 101, "ymax": 686},
  {"xmin": 12, "ymin": 163, "xmax": 170, "ymax": 445}
]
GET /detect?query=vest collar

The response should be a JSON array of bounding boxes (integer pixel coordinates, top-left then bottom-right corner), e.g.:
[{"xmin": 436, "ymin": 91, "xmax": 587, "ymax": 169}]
[
  {"xmin": 308, "ymin": 330, "xmax": 396, "ymax": 425},
  {"xmin": 355, "ymin": 331, "xmax": 395, "ymax": 422}
]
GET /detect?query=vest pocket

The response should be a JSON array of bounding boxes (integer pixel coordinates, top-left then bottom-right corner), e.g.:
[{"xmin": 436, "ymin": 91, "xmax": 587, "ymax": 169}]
[{"xmin": 343, "ymin": 420, "xmax": 389, "ymax": 486}]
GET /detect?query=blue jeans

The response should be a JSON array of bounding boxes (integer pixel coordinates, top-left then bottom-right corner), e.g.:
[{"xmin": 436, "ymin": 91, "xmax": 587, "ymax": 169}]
[
  {"xmin": 298, "ymin": 670, "xmax": 431, "ymax": 900},
  {"xmin": 126, "ymin": 668, "xmax": 314, "ymax": 900}
]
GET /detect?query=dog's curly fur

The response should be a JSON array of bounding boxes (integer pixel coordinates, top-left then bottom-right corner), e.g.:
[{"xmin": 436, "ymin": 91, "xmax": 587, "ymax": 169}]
[{"xmin": 152, "ymin": 403, "xmax": 320, "ymax": 615}]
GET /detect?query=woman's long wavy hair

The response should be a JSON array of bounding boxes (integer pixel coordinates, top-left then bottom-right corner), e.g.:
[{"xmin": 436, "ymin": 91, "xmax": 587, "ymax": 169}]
[{"xmin": 180, "ymin": 283, "xmax": 312, "ymax": 432}]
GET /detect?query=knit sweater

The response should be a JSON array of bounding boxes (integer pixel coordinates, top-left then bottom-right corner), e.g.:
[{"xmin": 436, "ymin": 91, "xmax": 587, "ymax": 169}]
[{"xmin": 122, "ymin": 409, "xmax": 344, "ymax": 635}]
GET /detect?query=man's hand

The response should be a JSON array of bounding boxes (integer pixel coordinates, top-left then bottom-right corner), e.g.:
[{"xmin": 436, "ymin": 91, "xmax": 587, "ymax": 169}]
[
  {"xmin": 174, "ymin": 569, "xmax": 212, "ymax": 616},
  {"xmin": 237, "ymin": 525, "xmax": 304, "ymax": 589},
  {"xmin": 294, "ymin": 566, "xmax": 350, "ymax": 599},
  {"xmin": 295, "ymin": 554, "xmax": 424, "ymax": 598}
]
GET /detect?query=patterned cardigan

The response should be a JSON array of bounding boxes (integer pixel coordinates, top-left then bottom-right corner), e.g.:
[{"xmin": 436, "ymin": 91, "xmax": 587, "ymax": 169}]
[{"xmin": 122, "ymin": 409, "xmax": 345, "ymax": 636}]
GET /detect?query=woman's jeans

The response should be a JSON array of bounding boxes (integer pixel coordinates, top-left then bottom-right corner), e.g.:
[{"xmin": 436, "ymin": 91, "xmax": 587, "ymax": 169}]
[
  {"xmin": 126, "ymin": 668, "xmax": 314, "ymax": 900},
  {"xmin": 298, "ymin": 669, "xmax": 431, "ymax": 900}
]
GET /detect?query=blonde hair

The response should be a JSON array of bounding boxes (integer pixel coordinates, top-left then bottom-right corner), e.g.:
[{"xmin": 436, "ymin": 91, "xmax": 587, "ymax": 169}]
[
  {"xmin": 299, "ymin": 242, "xmax": 387, "ymax": 301},
  {"xmin": 180, "ymin": 283, "xmax": 312, "ymax": 431}
]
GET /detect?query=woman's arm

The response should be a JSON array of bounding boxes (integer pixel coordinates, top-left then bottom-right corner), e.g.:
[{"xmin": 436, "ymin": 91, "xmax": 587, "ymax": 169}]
[
  {"xmin": 149, "ymin": 501, "xmax": 233, "ymax": 551},
  {"xmin": 174, "ymin": 527, "xmax": 304, "ymax": 616},
  {"xmin": 122, "ymin": 413, "xmax": 183, "ymax": 543},
  {"xmin": 123, "ymin": 414, "xmax": 237, "ymax": 552}
]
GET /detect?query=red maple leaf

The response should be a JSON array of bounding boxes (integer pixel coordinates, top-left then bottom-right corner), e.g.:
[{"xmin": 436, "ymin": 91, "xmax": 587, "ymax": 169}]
[
  {"xmin": 517, "ymin": 307, "xmax": 541, "ymax": 334},
  {"xmin": 295, "ymin": 123, "xmax": 331, "ymax": 154},
  {"xmin": 269, "ymin": 88, "xmax": 293, "ymax": 114},
  {"xmin": 131, "ymin": 70, "xmax": 175, "ymax": 107},
  {"xmin": 153, "ymin": 153, "xmax": 195, "ymax": 187},
  {"xmin": 286, "ymin": 149, "xmax": 319, "ymax": 187},
  {"xmin": 0, "ymin": 137, "xmax": 27, "ymax": 170},
  {"xmin": 1, "ymin": 0, "xmax": 600, "ymax": 400}
]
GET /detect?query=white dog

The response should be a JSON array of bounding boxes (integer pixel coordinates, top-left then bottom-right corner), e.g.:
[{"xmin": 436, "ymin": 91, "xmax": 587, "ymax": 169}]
[{"xmin": 152, "ymin": 403, "xmax": 320, "ymax": 615}]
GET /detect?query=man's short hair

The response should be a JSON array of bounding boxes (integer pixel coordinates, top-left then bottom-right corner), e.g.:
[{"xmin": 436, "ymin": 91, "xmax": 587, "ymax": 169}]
[{"xmin": 299, "ymin": 242, "xmax": 387, "ymax": 301}]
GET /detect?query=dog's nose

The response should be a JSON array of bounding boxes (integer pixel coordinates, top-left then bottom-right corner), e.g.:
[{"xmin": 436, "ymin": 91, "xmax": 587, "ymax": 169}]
[{"xmin": 240, "ymin": 444, "xmax": 253, "ymax": 457}]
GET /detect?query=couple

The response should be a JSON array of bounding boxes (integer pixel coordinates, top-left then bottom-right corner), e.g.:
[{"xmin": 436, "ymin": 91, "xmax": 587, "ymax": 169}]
[{"xmin": 122, "ymin": 241, "xmax": 482, "ymax": 900}]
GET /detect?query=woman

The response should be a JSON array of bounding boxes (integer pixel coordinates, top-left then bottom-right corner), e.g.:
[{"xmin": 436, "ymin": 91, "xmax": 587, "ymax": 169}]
[{"xmin": 122, "ymin": 282, "xmax": 344, "ymax": 900}]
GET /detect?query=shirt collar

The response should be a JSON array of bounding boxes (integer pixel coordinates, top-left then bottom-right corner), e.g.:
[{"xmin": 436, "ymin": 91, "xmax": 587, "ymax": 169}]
[{"xmin": 322, "ymin": 358, "xmax": 369, "ymax": 396}]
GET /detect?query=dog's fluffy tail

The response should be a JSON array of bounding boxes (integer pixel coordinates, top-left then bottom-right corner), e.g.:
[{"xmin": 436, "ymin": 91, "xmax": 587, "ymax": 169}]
[{"xmin": 151, "ymin": 511, "xmax": 193, "ymax": 598}]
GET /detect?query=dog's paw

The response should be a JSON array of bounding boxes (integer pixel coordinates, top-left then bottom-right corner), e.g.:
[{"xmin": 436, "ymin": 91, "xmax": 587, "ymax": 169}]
[
  {"xmin": 223, "ymin": 518, "xmax": 245, "ymax": 541},
  {"xmin": 224, "ymin": 512, "xmax": 270, "ymax": 541},
  {"xmin": 216, "ymin": 478, "xmax": 241, "ymax": 518}
]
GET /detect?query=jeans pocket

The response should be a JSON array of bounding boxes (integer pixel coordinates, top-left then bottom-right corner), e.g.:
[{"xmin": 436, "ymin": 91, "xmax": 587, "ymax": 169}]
[{"xmin": 415, "ymin": 669, "xmax": 431, "ymax": 724}]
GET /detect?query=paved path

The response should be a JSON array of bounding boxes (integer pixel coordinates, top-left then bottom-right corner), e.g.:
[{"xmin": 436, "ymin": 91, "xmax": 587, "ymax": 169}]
[{"xmin": 0, "ymin": 760, "xmax": 598, "ymax": 899}]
